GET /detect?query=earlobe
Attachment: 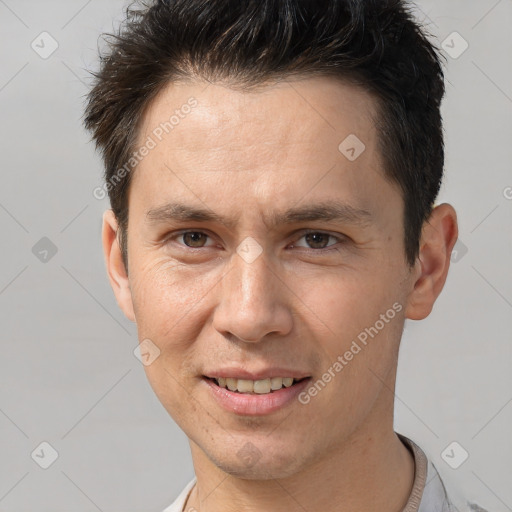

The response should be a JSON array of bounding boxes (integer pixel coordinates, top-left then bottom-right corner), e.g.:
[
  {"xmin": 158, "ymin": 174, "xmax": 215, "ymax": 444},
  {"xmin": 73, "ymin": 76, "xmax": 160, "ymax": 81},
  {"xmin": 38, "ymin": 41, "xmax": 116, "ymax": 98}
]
[
  {"xmin": 102, "ymin": 209, "xmax": 136, "ymax": 322},
  {"xmin": 404, "ymin": 203, "xmax": 458, "ymax": 321}
]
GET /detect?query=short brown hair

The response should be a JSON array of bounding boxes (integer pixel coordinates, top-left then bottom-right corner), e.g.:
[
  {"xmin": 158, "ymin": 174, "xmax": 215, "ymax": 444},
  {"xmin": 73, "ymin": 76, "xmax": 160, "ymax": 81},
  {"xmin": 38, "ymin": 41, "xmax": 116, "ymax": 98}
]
[{"xmin": 84, "ymin": 0, "xmax": 446, "ymax": 270}]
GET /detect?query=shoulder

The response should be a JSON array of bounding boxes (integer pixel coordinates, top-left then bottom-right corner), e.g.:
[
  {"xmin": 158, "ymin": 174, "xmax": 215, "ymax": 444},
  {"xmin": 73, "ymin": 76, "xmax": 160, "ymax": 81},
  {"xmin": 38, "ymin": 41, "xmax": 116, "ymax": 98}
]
[
  {"xmin": 398, "ymin": 433, "xmax": 490, "ymax": 512},
  {"xmin": 161, "ymin": 478, "xmax": 196, "ymax": 512},
  {"xmin": 425, "ymin": 460, "xmax": 490, "ymax": 512}
]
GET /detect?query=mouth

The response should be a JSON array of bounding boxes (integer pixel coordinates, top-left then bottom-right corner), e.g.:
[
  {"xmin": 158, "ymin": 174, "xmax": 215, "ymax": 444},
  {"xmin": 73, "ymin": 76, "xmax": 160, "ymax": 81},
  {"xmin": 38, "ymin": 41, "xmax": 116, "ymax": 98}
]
[
  {"xmin": 202, "ymin": 373, "xmax": 312, "ymax": 415},
  {"xmin": 203, "ymin": 376, "xmax": 309, "ymax": 394}
]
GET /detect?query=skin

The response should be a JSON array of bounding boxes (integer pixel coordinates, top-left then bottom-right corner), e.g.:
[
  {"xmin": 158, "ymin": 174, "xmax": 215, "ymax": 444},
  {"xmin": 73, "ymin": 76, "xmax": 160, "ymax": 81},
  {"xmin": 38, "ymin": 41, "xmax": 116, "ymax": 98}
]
[{"xmin": 102, "ymin": 76, "xmax": 458, "ymax": 512}]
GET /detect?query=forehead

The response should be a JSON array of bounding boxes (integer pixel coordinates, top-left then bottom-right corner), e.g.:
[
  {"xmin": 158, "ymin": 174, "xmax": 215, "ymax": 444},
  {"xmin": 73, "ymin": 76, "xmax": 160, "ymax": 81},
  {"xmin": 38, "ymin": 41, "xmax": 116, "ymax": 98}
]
[
  {"xmin": 130, "ymin": 76, "xmax": 395, "ymax": 224},
  {"xmin": 138, "ymin": 76, "xmax": 380, "ymax": 168}
]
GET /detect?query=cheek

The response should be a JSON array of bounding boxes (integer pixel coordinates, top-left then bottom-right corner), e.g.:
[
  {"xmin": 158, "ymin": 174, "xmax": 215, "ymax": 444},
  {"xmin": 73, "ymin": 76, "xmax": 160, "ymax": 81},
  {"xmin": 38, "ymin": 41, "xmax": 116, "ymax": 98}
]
[
  {"xmin": 132, "ymin": 259, "xmax": 209, "ymax": 418},
  {"xmin": 129, "ymin": 257, "xmax": 223, "ymax": 391},
  {"xmin": 129, "ymin": 255, "xmax": 209, "ymax": 333},
  {"xmin": 302, "ymin": 265, "xmax": 404, "ymax": 337},
  {"xmin": 301, "ymin": 265, "xmax": 406, "ymax": 403}
]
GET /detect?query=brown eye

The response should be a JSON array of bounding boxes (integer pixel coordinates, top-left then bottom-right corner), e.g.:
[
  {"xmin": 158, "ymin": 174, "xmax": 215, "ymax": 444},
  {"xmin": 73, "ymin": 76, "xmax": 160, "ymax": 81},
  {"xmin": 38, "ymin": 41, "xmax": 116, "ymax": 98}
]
[
  {"xmin": 293, "ymin": 231, "xmax": 341, "ymax": 250},
  {"xmin": 304, "ymin": 233, "xmax": 332, "ymax": 249},
  {"xmin": 181, "ymin": 232, "xmax": 209, "ymax": 248}
]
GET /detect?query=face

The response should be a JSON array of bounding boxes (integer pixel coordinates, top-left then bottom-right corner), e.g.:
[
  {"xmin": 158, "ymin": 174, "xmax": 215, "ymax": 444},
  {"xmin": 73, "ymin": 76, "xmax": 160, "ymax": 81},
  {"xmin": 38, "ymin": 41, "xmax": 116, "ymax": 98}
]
[{"xmin": 108, "ymin": 76, "xmax": 425, "ymax": 478}]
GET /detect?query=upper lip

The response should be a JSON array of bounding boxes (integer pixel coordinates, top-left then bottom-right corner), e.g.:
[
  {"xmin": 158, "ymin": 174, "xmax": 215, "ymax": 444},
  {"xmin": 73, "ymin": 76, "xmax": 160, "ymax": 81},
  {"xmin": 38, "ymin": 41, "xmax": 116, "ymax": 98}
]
[{"xmin": 203, "ymin": 368, "xmax": 311, "ymax": 380}]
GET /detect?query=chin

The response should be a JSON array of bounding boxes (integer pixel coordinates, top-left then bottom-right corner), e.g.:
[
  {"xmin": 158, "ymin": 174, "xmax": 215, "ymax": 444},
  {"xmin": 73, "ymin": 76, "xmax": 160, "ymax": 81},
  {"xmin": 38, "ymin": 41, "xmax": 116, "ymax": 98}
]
[
  {"xmin": 206, "ymin": 441, "xmax": 305, "ymax": 480},
  {"xmin": 216, "ymin": 459, "xmax": 302, "ymax": 480}
]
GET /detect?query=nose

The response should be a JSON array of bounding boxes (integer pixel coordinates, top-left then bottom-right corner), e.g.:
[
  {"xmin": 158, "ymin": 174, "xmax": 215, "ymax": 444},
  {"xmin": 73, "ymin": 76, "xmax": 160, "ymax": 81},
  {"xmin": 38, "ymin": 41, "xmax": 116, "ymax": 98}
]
[{"xmin": 212, "ymin": 247, "xmax": 293, "ymax": 343}]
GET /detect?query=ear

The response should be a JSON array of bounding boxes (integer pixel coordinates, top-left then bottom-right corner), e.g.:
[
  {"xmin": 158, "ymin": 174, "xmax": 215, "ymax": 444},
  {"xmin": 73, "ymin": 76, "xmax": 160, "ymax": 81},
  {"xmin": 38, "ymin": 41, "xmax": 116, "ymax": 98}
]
[
  {"xmin": 102, "ymin": 209, "xmax": 135, "ymax": 322},
  {"xmin": 405, "ymin": 203, "xmax": 458, "ymax": 320}
]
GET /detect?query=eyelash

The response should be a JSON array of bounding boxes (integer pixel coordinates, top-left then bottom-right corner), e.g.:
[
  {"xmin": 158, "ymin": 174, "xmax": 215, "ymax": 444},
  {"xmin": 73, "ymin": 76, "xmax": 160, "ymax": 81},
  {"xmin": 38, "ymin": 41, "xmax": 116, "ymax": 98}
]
[{"xmin": 165, "ymin": 230, "xmax": 346, "ymax": 253}]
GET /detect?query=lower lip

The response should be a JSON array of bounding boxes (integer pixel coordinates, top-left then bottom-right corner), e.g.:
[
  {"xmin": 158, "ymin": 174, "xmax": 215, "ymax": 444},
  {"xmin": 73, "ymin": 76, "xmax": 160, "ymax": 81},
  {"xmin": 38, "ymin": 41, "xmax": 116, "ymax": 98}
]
[{"xmin": 202, "ymin": 377, "xmax": 311, "ymax": 416}]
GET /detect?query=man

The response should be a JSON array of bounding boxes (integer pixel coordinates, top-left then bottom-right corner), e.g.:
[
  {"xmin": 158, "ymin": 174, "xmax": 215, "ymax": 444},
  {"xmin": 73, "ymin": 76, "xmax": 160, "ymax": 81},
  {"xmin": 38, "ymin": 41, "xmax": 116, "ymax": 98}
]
[{"xmin": 84, "ymin": 0, "xmax": 488, "ymax": 510}]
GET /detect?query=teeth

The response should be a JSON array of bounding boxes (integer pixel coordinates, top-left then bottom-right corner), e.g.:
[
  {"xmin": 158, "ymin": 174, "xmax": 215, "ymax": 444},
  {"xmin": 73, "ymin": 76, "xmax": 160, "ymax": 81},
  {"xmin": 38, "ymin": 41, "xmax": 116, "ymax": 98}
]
[
  {"xmin": 237, "ymin": 379, "xmax": 254, "ymax": 393},
  {"xmin": 213, "ymin": 376, "xmax": 300, "ymax": 394},
  {"xmin": 282, "ymin": 377, "xmax": 294, "ymax": 387},
  {"xmin": 253, "ymin": 379, "xmax": 271, "ymax": 394},
  {"xmin": 226, "ymin": 378, "xmax": 237, "ymax": 391},
  {"xmin": 270, "ymin": 377, "xmax": 283, "ymax": 390}
]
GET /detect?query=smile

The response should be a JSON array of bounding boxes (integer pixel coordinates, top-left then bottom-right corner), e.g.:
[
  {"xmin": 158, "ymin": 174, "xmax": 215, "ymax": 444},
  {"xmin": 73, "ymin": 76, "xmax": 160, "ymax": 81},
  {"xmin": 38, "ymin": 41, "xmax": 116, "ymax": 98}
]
[
  {"xmin": 202, "ymin": 375, "xmax": 312, "ymax": 415},
  {"xmin": 207, "ymin": 376, "xmax": 307, "ymax": 394}
]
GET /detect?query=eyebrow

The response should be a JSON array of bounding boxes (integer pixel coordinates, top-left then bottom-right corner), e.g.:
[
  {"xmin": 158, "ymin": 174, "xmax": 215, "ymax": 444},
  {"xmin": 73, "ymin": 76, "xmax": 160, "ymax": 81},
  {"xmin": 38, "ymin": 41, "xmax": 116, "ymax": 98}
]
[{"xmin": 145, "ymin": 200, "xmax": 373, "ymax": 230}]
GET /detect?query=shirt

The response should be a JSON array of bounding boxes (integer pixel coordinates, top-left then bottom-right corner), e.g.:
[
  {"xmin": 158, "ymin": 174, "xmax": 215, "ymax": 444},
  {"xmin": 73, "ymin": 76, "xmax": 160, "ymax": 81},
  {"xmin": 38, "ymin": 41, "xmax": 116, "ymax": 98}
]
[{"xmin": 161, "ymin": 434, "xmax": 488, "ymax": 512}]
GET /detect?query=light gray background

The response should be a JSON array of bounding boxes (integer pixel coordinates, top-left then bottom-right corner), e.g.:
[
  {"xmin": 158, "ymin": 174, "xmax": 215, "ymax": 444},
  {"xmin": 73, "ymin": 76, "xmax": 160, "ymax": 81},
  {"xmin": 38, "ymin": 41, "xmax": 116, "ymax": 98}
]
[{"xmin": 0, "ymin": 0, "xmax": 511, "ymax": 511}]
